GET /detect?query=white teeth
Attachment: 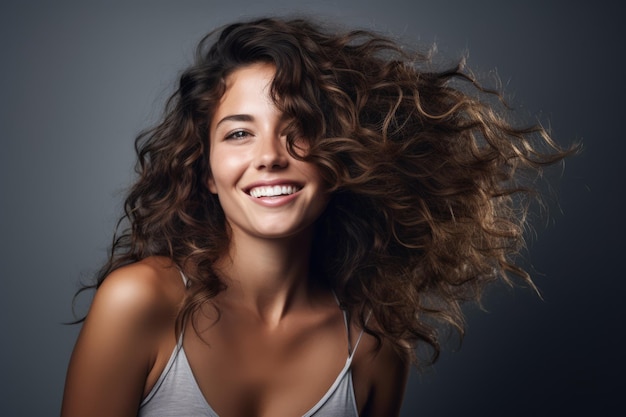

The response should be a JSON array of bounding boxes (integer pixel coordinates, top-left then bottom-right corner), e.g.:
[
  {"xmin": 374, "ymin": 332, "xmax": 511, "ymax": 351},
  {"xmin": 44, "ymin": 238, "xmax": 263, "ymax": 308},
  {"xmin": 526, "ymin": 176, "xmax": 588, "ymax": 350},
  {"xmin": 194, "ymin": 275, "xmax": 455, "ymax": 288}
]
[{"xmin": 249, "ymin": 185, "xmax": 299, "ymax": 198}]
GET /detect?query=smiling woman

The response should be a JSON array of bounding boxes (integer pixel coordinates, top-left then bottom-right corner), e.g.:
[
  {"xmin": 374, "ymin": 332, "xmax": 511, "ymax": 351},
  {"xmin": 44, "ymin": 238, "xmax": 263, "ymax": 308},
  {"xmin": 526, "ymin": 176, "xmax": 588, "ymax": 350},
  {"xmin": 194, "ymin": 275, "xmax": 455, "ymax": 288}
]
[
  {"xmin": 61, "ymin": 16, "xmax": 575, "ymax": 417},
  {"xmin": 208, "ymin": 63, "xmax": 330, "ymax": 241}
]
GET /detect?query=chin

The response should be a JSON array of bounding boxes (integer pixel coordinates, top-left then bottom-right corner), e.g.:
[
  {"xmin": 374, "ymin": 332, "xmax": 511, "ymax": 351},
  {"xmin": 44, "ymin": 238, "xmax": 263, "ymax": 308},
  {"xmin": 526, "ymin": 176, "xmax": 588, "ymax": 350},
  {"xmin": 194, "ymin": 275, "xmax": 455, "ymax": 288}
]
[{"xmin": 248, "ymin": 222, "xmax": 316, "ymax": 240}]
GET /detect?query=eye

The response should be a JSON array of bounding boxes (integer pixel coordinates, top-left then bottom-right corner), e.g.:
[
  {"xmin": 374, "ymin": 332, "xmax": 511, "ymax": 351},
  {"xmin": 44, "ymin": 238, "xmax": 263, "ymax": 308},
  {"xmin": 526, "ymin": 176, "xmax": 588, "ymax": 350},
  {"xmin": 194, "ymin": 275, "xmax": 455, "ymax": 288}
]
[{"xmin": 225, "ymin": 130, "xmax": 252, "ymax": 140}]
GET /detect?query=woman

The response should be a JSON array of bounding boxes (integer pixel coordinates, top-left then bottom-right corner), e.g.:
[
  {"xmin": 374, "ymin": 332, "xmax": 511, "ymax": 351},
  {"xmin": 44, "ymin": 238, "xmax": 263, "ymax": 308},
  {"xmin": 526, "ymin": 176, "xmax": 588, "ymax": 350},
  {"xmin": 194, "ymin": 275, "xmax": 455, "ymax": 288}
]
[{"xmin": 61, "ymin": 17, "xmax": 572, "ymax": 416}]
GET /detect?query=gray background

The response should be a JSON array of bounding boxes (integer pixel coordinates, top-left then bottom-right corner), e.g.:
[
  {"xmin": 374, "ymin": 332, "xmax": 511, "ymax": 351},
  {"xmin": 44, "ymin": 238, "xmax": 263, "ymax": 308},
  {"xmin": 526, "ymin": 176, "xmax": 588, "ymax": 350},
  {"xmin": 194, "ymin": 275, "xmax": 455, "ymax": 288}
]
[{"xmin": 1, "ymin": 1, "xmax": 622, "ymax": 416}]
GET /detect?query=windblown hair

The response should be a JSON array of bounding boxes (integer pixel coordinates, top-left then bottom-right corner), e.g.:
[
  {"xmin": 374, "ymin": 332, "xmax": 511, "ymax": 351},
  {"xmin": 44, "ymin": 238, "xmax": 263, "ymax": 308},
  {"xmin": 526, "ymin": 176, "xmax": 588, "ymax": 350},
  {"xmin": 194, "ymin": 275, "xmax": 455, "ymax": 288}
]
[{"xmin": 82, "ymin": 17, "xmax": 574, "ymax": 364}]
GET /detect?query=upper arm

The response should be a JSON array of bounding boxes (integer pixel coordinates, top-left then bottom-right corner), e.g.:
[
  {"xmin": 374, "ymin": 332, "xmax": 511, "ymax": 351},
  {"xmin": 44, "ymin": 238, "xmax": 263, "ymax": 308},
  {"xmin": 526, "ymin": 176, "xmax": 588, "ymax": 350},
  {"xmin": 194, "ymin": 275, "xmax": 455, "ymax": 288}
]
[
  {"xmin": 61, "ymin": 266, "xmax": 169, "ymax": 417},
  {"xmin": 358, "ymin": 339, "xmax": 411, "ymax": 417}
]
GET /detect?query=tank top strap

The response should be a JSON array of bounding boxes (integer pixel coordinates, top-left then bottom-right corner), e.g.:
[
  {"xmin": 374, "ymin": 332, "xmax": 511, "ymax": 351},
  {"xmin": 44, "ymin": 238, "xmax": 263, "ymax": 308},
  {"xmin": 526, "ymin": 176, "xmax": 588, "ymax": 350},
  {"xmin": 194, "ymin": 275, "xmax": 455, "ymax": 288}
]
[
  {"xmin": 349, "ymin": 311, "xmax": 371, "ymax": 360},
  {"xmin": 331, "ymin": 291, "xmax": 371, "ymax": 358}
]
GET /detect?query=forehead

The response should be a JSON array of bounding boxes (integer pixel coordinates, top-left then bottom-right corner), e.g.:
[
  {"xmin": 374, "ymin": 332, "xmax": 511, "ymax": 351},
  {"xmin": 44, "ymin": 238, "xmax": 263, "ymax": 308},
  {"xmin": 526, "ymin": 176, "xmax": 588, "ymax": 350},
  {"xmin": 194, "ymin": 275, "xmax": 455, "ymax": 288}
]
[
  {"xmin": 223, "ymin": 63, "xmax": 275, "ymax": 105},
  {"xmin": 224, "ymin": 62, "xmax": 275, "ymax": 90},
  {"xmin": 210, "ymin": 63, "xmax": 277, "ymax": 128}
]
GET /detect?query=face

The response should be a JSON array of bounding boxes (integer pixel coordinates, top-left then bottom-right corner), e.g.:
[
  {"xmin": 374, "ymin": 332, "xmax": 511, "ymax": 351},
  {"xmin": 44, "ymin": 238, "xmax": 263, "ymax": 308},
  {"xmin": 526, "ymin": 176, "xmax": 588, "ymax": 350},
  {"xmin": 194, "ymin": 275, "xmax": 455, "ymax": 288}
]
[{"xmin": 208, "ymin": 63, "xmax": 329, "ymax": 242}]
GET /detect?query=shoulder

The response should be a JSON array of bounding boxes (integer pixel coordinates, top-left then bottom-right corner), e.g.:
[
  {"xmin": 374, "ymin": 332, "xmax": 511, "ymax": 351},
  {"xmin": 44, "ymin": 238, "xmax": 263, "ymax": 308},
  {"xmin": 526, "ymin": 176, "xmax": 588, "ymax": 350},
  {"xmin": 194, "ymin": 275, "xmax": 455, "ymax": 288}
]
[
  {"xmin": 77, "ymin": 256, "xmax": 186, "ymax": 358},
  {"xmin": 352, "ymin": 328, "xmax": 411, "ymax": 417},
  {"xmin": 91, "ymin": 256, "xmax": 184, "ymax": 323},
  {"xmin": 61, "ymin": 257, "xmax": 186, "ymax": 417}
]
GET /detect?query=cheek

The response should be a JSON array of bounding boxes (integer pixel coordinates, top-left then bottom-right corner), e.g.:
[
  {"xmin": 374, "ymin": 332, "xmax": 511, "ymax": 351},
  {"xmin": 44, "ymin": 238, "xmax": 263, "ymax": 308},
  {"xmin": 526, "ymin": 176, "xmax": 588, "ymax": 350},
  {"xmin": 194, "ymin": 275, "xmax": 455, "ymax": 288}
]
[
  {"xmin": 207, "ymin": 149, "xmax": 244, "ymax": 194},
  {"xmin": 300, "ymin": 163, "xmax": 325, "ymax": 188}
]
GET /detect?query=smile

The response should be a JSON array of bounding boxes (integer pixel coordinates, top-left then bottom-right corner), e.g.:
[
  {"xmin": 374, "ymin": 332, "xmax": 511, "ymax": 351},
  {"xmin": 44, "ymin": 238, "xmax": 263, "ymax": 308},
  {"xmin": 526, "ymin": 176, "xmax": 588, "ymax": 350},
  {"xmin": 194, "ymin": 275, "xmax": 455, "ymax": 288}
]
[{"xmin": 248, "ymin": 185, "xmax": 301, "ymax": 198}]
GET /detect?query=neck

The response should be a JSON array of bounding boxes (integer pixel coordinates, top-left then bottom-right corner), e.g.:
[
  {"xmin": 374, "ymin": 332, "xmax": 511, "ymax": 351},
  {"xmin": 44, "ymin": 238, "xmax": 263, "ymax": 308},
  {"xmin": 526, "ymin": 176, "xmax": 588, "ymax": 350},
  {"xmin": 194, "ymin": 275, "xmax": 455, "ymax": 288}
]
[{"xmin": 214, "ymin": 228, "xmax": 318, "ymax": 327}]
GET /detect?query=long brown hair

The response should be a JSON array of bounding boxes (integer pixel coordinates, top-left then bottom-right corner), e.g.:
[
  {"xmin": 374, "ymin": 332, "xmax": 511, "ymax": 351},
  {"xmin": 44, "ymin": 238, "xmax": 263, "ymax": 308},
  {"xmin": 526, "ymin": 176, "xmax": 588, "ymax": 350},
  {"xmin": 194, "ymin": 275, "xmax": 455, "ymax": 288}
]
[{"xmin": 79, "ymin": 17, "xmax": 576, "ymax": 364}]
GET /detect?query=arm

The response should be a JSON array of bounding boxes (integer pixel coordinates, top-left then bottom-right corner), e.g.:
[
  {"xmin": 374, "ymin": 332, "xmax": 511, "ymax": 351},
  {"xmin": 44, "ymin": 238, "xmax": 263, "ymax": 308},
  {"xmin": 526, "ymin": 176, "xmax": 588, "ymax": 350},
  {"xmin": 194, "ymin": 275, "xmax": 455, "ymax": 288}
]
[
  {"xmin": 61, "ymin": 265, "xmax": 170, "ymax": 417},
  {"xmin": 355, "ymin": 337, "xmax": 411, "ymax": 417}
]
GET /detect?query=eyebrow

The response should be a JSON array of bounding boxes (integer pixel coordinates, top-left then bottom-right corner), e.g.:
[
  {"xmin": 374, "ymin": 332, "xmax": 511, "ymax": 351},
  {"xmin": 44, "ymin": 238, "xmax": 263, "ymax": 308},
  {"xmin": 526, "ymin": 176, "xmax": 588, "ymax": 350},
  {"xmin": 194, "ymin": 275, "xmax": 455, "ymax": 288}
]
[{"xmin": 214, "ymin": 114, "xmax": 254, "ymax": 128}]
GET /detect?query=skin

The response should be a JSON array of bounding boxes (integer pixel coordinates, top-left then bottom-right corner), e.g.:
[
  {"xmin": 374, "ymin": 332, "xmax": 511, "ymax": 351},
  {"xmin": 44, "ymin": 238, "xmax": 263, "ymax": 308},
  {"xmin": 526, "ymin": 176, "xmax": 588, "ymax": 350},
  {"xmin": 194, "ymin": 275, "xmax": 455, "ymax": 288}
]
[{"xmin": 61, "ymin": 63, "xmax": 409, "ymax": 417}]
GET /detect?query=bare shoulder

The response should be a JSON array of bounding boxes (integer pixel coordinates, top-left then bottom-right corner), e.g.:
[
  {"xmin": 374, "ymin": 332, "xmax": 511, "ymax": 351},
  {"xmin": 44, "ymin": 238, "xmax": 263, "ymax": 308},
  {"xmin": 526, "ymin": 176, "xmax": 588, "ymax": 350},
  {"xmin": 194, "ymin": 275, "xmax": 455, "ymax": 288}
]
[
  {"xmin": 92, "ymin": 256, "xmax": 184, "ymax": 321},
  {"xmin": 61, "ymin": 257, "xmax": 185, "ymax": 417},
  {"xmin": 352, "ymin": 328, "xmax": 411, "ymax": 417}
]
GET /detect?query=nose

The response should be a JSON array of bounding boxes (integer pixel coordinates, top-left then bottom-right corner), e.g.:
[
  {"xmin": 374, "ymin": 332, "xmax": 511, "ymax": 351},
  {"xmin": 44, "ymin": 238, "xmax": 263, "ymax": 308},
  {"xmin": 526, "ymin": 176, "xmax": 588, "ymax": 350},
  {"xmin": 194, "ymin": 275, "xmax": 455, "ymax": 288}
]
[{"xmin": 254, "ymin": 134, "xmax": 289, "ymax": 170}]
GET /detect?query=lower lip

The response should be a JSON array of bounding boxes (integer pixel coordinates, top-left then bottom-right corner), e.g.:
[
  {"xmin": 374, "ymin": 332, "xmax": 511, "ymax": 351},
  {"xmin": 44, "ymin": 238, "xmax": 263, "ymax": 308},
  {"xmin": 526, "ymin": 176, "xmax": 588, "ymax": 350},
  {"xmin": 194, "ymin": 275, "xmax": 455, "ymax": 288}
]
[{"xmin": 247, "ymin": 191, "xmax": 300, "ymax": 207}]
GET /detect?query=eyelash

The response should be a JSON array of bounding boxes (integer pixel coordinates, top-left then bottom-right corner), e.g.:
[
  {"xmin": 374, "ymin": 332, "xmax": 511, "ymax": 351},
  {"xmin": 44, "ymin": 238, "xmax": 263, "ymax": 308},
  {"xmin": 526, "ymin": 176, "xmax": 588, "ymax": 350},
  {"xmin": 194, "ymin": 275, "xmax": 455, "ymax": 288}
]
[{"xmin": 225, "ymin": 130, "xmax": 252, "ymax": 140}]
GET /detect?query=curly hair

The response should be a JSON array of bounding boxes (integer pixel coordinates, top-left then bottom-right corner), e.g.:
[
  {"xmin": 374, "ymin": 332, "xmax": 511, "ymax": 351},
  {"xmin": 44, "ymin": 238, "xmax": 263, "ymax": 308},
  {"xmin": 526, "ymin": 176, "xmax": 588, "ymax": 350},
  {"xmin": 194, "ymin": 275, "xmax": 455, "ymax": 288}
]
[{"xmin": 81, "ymin": 16, "xmax": 575, "ymax": 364}]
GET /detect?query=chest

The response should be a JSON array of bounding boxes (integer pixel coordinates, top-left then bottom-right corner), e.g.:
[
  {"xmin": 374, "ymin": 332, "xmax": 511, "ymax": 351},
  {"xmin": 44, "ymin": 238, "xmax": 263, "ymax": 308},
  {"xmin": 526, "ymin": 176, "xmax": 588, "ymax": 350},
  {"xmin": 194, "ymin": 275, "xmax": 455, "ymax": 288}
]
[{"xmin": 181, "ymin": 307, "xmax": 353, "ymax": 416}]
